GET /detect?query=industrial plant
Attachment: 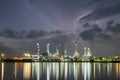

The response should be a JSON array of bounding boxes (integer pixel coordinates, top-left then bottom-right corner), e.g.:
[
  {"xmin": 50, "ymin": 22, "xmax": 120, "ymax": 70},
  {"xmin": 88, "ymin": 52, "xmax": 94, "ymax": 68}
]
[{"xmin": 0, "ymin": 42, "xmax": 120, "ymax": 62}]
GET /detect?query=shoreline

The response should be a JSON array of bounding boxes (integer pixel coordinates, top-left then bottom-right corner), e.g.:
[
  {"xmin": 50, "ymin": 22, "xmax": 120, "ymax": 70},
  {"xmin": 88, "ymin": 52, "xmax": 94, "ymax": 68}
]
[{"xmin": 1, "ymin": 59, "xmax": 120, "ymax": 63}]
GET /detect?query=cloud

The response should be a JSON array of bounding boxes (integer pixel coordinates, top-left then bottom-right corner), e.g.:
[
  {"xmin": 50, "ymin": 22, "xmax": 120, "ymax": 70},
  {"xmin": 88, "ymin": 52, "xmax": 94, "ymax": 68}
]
[
  {"xmin": 79, "ymin": 2, "xmax": 120, "ymax": 22},
  {"xmin": 79, "ymin": 20, "xmax": 120, "ymax": 43},
  {"xmin": 83, "ymin": 22, "xmax": 90, "ymax": 28},
  {"xmin": 48, "ymin": 34, "xmax": 73, "ymax": 44},
  {"xmin": 0, "ymin": 29, "xmax": 44, "ymax": 39},
  {"xmin": 50, "ymin": 30, "xmax": 63, "ymax": 35},
  {"xmin": 106, "ymin": 20, "xmax": 120, "ymax": 33},
  {"xmin": 0, "ymin": 29, "xmax": 65, "ymax": 39},
  {"xmin": 25, "ymin": 30, "xmax": 47, "ymax": 39},
  {"xmin": 0, "ymin": 29, "xmax": 18, "ymax": 38},
  {"xmin": 97, "ymin": 33, "xmax": 112, "ymax": 40},
  {"xmin": 79, "ymin": 24, "xmax": 102, "ymax": 41}
]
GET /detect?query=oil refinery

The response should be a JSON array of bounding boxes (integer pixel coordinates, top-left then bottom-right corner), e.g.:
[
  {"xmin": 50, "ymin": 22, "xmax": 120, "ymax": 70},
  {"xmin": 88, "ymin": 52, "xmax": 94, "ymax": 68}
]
[{"xmin": 0, "ymin": 42, "xmax": 120, "ymax": 62}]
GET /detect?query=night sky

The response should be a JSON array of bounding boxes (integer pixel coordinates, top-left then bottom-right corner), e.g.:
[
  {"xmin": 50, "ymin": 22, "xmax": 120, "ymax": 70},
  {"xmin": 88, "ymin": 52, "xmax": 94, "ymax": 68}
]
[{"xmin": 0, "ymin": 0, "xmax": 120, "ymax": 57}]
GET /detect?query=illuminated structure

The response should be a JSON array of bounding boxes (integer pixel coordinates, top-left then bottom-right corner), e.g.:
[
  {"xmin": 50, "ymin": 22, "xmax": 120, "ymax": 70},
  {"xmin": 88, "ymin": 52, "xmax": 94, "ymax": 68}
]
[
  {"xmin": 64, "ymin": 50, "xmax": 68, "ymax": 57},
  {"xmin": 36, "ymin": 43, "xmax": 42, "ymax": 58},
  {"xmin": 52, "ymin": 47, "xmax": 59, "ymax": 57},
  {"xmin": 56, "ymin": 48, "xmax": 59, "ymax": 56},
  {"xmin": 87, "ymin": 48, "xmax": 92, "ymax": 57},
  {"xmin": 23, "ymin": 52, "xmax": 31, "ymax": 59},
  {"xmin": 83, "ymin": 47, "xmax": 92, "ymax": 57},
  {"xmin": 47, "ymin": 43, "xmax": 52, "ymax": 57},
  {"xmin": 31, "ymin": 43, "xmax": 42, "ymax": 61},
  {"xmin": 37, "ymin": 43, "xmax": 40, "ymax": 55},
  {"xmin": 1, "ymin": 54, "xmax": 4, "ymax": 57},
  {"xmin": 73, "ymin": 41, "xmax": 80, "ymax": 57},
  {"xmin": 0, "ymin": 54, "xmax": 4, "ymax": 61},
  {"xmin": 83, "ymin": 47, "xmax": 87, "ymax": 57},
  {"xmin": 3, "ymin": 41, "xmax": 120, "ymax": 62},
  {"xmin": 63, "ymin": 50, "xmax": 71, "ymax": 61}
]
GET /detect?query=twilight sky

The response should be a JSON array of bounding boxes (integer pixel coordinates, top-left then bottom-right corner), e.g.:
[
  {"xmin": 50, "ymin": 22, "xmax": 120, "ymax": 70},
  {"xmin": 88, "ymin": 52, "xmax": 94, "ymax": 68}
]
[{"xmin": 0, "ymin": 0, "xmax": 120, "ymax": 57}]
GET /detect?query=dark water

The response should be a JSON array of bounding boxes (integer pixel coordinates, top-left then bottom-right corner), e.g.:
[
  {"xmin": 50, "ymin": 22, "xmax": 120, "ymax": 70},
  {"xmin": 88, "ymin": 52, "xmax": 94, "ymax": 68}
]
[{"xmin": 0, "ymin": 62, "xmax": 120, "ymax": 80}]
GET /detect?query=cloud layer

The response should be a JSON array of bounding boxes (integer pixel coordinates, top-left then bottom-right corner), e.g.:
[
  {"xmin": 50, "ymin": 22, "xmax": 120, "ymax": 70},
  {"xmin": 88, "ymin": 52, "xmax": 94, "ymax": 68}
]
[
  {"xmin": 79, "ymin": 20, "xmax": 120, "ymax": 42},
  {"xmin": 79, "ymin": 1, "xmax": 120, "ymax": 22},
  {"xmin": 0, "ymin": 29, "xmax": 64, "ymax": 39},
  {"xmin": 1, "ymin": 0, "xmax": 120, "ymax": 56}
]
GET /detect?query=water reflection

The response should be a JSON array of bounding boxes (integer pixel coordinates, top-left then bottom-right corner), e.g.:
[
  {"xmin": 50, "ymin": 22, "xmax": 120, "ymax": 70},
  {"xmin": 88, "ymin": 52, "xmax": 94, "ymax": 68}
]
[
  {"xmin": 107, "ymin": 63, "xmax": 112, "ymax": 76},
  {"xmin": 23, "ymin": 63, "xmax": 31, "ymax": 79},
  {"xmin": 1, "ymin": 62, "xmax": 4, "ymax": 80},
  {"xmin": 14, "ymin": 62, "xmax": 17, "ymax": 79},
  {"xmin": 14, "ymin": 62, "xmax": 23, "ymax": 80},
  {"xmin": 1, "ymin": 62, "xmax": 120, "ymax": 80},
  {"xmin": 82, "ymin": 63, "xmax": 91, "ymax": 80},
  {"xmin": 35, "ymin": 62, "xmax": 40, "ymax": 80},
  {"xmin": 47, "ymin": 62, "xmax": 51, "ymax": 80},
  {"xmin": 115, "ymin": 63, "xmax": 120, "ymax": 78}
]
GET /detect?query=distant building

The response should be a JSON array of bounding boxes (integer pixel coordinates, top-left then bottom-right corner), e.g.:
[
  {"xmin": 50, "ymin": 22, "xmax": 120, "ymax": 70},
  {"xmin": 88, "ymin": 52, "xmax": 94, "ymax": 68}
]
[{"xmin": 23, "ymin": 52, "xmax": 31, "ymax": 59}]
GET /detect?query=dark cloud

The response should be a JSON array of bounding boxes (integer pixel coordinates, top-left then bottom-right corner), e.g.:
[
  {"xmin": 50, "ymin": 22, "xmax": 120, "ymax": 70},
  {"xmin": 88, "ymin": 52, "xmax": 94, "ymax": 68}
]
[
  {"xmin": 50, "ymin": 30, "xmax": 63, "ymax": 35},
  {"xmin": 0, "ymin": 29, "xmax": 46, "ymax": 39},
  {"xmin": 80, "ymin": 20, "xmax": 120, "ymax": 42},
  {"xmin": 80, "ymin": 29, "xmax": 96, "ymax": 41},
  {"xmin": 79, "ymin": 24, "xmax": 102, "ymax": 41},
  {"xmin": 107, "ymin": 20, "xmax": 114, "ymax": 26},
  {"xmin": 0, "ymin": 28, "xmax": 18, "ymax": 38},
  {"xmin": 97, "ymin": 33, "xmax": 112, "ymax": 40},
  {"xmin": 106, "ymin": 21, "xmax": 120, "ymax": 33},
  {"xmin": 83, "ymin": 22, "xmax": 90, "ymax": 28},
  {"xmin": 26, "ymin": 30, "xmax": 38, "ymax": 39},
  {"xmin": 26, "ymin": 30, "xmax": 47, "ymax": 39},
  {"xmin": 0, "ymin": 29, "xmax": 65, "ymax": 39},
  {"xmin": 79, "ymin": 2, "xmax": 120, "ymax": 22},
  {"xmin": 38, "ymin": 31, "xmax": 47, "ymax": 36}
]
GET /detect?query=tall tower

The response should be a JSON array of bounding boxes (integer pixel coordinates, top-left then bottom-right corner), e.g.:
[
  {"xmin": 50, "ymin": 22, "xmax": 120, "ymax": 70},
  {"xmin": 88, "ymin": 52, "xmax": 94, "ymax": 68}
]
[
  {"xmin": 47, "ymin": 43, "xmax": 51, "ymax": 56},
  {"xmin": 73, "ymin": 41, "xmax": 79, "ymax": 57},
  {"xmin": 64, "ymin": 50, "xmax": 67, "ymax": 57},
  {"xmin": 87, "ymin": 48, "xmax": 92, "ymax": 57},
  {"xmin": 83, "ymin": 47, "xmax": 87, "ymax": 57},
  {"xmin": 37, "ymin": 43, "xmax": 40, "ymax": 55},
  {"xmin": 61, "ymin": 43, "xmax": 64, "ymax": 56},
  {"xmin": 56, "ymin": 47, "xmax": 59, "ymax": 56},
  {"xmin": 75, "ymin": 41, "xmax": 78, "ymax": 52}
]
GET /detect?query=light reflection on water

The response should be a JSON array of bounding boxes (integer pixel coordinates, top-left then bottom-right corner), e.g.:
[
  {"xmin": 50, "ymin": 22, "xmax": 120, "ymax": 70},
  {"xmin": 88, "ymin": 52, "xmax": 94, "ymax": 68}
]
[
  {"xmin": 82, "ymin": 63, "xmax": 91, "ymax": 80},
  {"xmin": 0, "ymin": 62, "xmax": 120, "ymax": 80},
  {"xmin": 23, "ymin": 63, "xmax": 31, "ymax": 79},
  {"xmin": 1, "ymin": 62, "xmax": 4, "ymax": 80}
]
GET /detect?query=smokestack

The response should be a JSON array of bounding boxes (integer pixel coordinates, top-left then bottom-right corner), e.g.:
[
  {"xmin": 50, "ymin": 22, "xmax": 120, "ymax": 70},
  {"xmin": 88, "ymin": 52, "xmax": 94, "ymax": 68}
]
[
  {"xmin": 37, "ymin": 43, "xmax": 40, "ymax": 55},
  {"xmin": 75, "ymin": 41, "xmax": 78, "ymax": 52},
  {"xmin": 61, "ymin": 43, "xmax": 64, "ymax": 56},
  {"xmin": 47, "ymin": 43, "xmax": 50, "ymax": 54},
  {"xmin": 84, "ymin": 47, "xmax": 87, "ymax": 55},
  {"xmin": 55, "ymin": 47, "xmax": 59, "ymax": 56}
]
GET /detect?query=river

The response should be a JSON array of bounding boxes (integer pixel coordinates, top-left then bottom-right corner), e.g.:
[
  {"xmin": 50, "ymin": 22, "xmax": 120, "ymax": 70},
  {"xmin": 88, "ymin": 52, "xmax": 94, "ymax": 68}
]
[{"xmin": 0, "ymin": 62, "xmax": 120, "ymax": 80}]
